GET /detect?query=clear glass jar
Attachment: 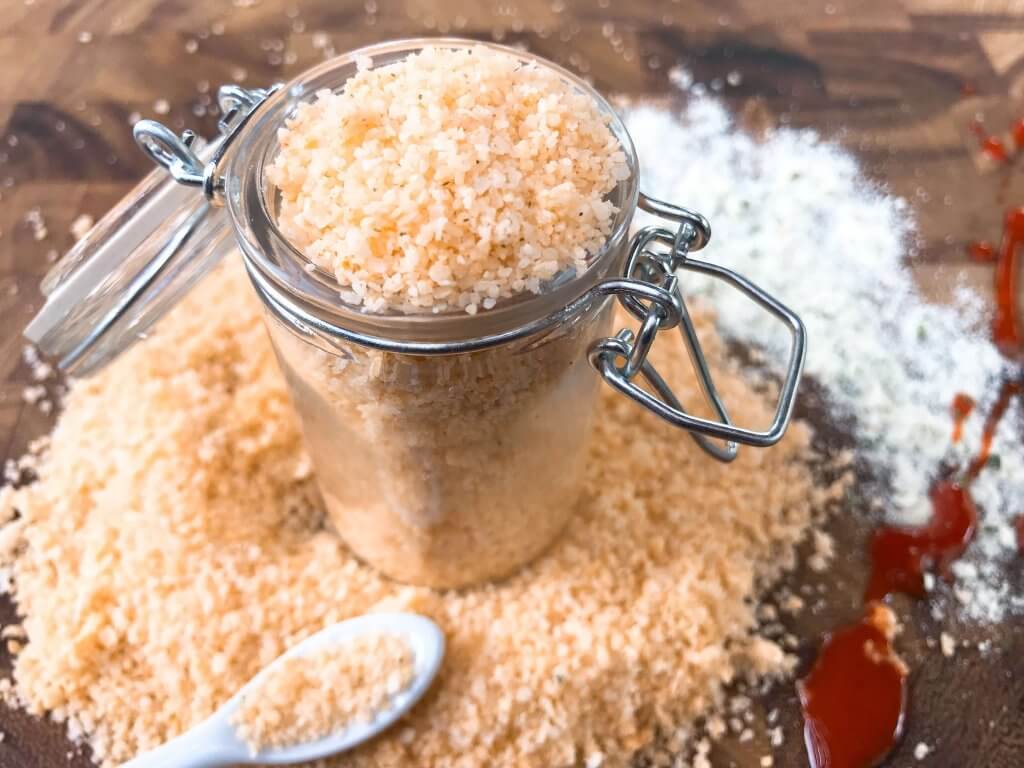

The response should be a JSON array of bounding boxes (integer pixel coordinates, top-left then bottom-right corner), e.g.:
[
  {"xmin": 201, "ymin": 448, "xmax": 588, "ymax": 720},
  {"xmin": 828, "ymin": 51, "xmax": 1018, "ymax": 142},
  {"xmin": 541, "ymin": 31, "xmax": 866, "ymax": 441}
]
[
  {"xmin": 224, "ymin": 41, "xmax": 635, "ymax": 587},
  {"xmin": 26, "ymin": 38, "xmax": 807, "ymax": 589},
  {"xmin": 264, "ymin": 305, "xmax": 615, "ymax": 587}
]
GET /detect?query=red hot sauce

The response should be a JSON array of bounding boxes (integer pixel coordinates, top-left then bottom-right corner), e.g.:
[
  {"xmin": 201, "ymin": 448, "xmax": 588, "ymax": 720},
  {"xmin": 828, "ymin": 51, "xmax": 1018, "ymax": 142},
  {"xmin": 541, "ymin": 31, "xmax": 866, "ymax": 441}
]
[
  {"xmin": 970, "ymin": 120, "xmax": 1010, "ymax": 163},
  {"xmin": 950, "ymin": 393, "xmax": 976, "ymax": 442},
  {"xmin": 992, "ymin": 207, "xmax": 1024, "ymax": 355},
  {"xmin": 967, "ymin": 241, "xmax": 996, "ymax": 263},
  {"xmin": 798, "ymin": 603, "xmax": 908, "ymax": 768},
  {"xmin": 865, "ymin": 480, "xmax": 977, "ymax": 602}
]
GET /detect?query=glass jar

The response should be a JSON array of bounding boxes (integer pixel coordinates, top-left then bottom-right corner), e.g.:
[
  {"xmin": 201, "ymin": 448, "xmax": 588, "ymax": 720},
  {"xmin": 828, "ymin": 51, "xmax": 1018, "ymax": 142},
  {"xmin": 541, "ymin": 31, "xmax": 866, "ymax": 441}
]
[{"xmin": 25, "ymin": 39, "xmax": 807, "ymax": 589}]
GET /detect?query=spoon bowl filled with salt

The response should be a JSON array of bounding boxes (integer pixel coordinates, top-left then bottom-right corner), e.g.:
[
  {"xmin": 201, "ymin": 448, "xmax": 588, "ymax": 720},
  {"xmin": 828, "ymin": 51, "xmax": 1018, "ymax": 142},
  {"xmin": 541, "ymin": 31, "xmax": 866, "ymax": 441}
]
[{"xmin": 119, "ymin": 613, "xmax": 445, "ymax": 768}]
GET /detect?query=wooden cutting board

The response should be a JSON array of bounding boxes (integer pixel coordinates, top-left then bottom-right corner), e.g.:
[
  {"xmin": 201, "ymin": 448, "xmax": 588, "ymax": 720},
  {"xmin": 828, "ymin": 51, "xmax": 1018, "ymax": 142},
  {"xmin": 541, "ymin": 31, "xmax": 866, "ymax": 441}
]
[{"xmin": 1, "ymin": 1, "xmax": 1023, "ymax": 766}]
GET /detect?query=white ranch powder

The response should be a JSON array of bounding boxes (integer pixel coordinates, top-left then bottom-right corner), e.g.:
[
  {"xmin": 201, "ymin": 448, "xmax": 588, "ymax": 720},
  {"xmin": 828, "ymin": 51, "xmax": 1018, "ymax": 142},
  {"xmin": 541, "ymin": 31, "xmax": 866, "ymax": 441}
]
[{"xmin": 623, "ymin": 92, "xmax": 1024, "ymax": 622}]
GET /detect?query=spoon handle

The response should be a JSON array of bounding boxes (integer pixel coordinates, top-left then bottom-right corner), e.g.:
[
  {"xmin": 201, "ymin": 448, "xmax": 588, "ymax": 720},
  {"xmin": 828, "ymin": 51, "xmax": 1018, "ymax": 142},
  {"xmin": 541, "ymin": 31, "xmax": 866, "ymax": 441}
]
[{"xmin": 119, "ymin": 718, "xmax": 237, "ymax": 768}]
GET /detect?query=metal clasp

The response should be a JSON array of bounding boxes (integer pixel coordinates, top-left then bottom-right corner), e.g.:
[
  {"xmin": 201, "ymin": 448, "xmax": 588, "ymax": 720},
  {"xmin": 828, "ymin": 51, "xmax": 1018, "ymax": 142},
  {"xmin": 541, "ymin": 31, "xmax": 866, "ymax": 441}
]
[
  {"xmin": 132, "ymin": 84, "xmax": 281, "ymax": 205},
  {"xmin": 589, "ymin": 193, "xmax": 806, "ymax": 462}
]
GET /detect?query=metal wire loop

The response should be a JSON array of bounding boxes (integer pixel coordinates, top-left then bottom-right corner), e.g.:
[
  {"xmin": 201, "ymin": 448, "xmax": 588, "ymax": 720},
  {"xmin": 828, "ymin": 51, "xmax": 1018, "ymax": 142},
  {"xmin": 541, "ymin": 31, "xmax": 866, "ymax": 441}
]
[
  {"xmin": 133, "ymin": 120, "xmax": 206, "ymax": 187},
  {"xmin": 590, "ymin": 278, "xmax": 682, "ymax": 330},
  {"xmin": 587, "ymin": 190, "xmax": 806, "ymax": 462},
  {"xmin": 619, "ymin": 226, "xmax": 681, "ymax": 321},
  {"xmin": 639, "ymin": 192, "xmax": 710, "ymax": 252},
  {"xmin": 134, "ymin": 83, "xmax": 282, "ymax": 205},
  {"xmin": 623, "ymin": 308, "xmax": 662, "ymax": 379}
]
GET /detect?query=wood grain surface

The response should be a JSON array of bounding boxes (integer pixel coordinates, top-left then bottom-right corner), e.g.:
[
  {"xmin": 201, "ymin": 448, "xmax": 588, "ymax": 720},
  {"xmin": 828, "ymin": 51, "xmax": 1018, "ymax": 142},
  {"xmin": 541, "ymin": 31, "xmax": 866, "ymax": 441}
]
[{"xmin": 1, "ymin": 1, "xmax": 1024, "ymax": 767}]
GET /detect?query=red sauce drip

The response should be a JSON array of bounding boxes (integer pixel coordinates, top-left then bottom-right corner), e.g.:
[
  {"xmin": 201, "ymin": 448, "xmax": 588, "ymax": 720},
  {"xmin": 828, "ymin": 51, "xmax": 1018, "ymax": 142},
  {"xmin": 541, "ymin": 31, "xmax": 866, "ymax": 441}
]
[
  {"xmin": 865, "ymin": 480, "xmax": 977, "ymax": 602},
  {"xmin": 992, "ymin": 207, "xmax": 1024, "ymax": 354},
  {"xmin": 965, "ymin": 379, "xmax": 1024, "ymax": 478},
  {"xmin": 968, "ymin": 241, "xmax": 996, "ymax": 262},
  {"xmin": 970, "ymin": 121, "xmax": 1010, "ymax": 162},
  {"xmin": 799, "ymin": 191, "xmax": 1024, "ymax": 768},
  {"xmin": 798, "ymin": 604, "xmax": 907, "ymax": 768},
  {"xmin": 1013, "ymin": 118, "xmax": 1024, "ymax": 150},
  {"xmin": 982, "ymin": 137, "xmax": 1009, "ymax": 162},
  {"xmin": 950, "ymin": 393, "xmax": 976, "ymax": 442}
]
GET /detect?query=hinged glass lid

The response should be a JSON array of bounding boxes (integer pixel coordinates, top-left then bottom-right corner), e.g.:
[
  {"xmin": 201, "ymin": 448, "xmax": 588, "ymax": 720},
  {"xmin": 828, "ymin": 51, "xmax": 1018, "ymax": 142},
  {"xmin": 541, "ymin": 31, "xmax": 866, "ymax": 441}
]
[{"xmin": 23, "ymin": 88, "xmax": 276, "ymax": 377}]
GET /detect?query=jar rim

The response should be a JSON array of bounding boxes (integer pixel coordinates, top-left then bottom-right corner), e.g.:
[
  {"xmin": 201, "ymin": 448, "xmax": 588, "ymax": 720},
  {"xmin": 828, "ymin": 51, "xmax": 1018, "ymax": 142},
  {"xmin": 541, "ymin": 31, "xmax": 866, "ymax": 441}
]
[{"xmin": 223, "ymin": 37, "xmax": 640, "ymax": 350}]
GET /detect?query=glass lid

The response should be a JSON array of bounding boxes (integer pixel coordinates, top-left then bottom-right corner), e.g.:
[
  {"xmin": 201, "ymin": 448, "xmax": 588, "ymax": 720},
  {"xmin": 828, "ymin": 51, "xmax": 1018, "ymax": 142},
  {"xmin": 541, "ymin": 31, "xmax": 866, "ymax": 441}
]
[
  {"xmin": 21, "ymin": 85, "xmax": 273, "ymax": 377},
  {"xmin": 24, "ymin": 155, "xmax": 231, "ymax": 377}
]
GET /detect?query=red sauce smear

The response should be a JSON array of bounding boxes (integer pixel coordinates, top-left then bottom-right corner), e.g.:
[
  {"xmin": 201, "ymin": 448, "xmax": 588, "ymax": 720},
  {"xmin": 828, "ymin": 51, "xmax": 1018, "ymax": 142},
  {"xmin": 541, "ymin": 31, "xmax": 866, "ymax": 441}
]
[
  {"xmin": 966, "ymin": 379, "xmax": 1024, "ymax": 477},
  {"xmin": 866, "ymin": 376, "xmax": 1020, "ymax": 606},
  {"xmin": 1013, "ymin": 118, "xmax": 1024, "ymax": 150},
  {"xmin": 992, "ymin": 207, "xmax": 1024, "ymax": 354},
  {"xmin": 865, "ymin": 480, "xmax": 977, "ymax": 602},
  {"xmin": 950, "ymin": 393, "xmax": 976, "ymax": 442},
  {"xmin": 798, "ymin": 603, "xmax": 907, "ymax": 768},
  {"xmin": 970, "ymin": 121, "xmax": 1010, "ymax": 163},
  {"xmin": 800, "ymin": 195, "xmax": 1024, "ymax": 768},
  {"xmin": 967, "ymin": 241, "xmax": 996, "ymax": 262}
]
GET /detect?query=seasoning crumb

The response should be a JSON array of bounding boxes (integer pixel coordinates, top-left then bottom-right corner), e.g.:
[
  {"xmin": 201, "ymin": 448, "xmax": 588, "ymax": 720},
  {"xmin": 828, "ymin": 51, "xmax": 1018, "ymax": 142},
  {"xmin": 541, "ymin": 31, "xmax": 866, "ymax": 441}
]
[
  {"xmin": 230, "ymin": 633, "xmax": 414, "ymax": 755},
  {"xmin": 706, "ymin": 715, "xmax": 726, "ymax": 740},
  {"xmin": 757, "ymin": 603, "xmax": 778, "ymax": 623},
  {"xmin": 70, "ymin": 213, "xmax": 94, "ymax": 241},
  {"xmin": 914, "ymin": 741, "xmax": 931, "ymax": 760},
  {"xmin": 779, "ymin": 593, "xmax": 804, "ymax": 615},
  {"xmin": 21, "ymin": 385, "xmax": 45, "ymax": 405},
  {"xmin": 807, "ymin": 553, "xmax": 828, "ymax": 572},
  {"xmin": 24, "ymin": 208, "xmax": 47, "ymax": 240},
  {"xmin": 940, "ymin": 632, "xmax": 956, "ymax": 657},
  {"xmin": 0, "ymin": 625, "xmax": 25, "ymax": 640}
]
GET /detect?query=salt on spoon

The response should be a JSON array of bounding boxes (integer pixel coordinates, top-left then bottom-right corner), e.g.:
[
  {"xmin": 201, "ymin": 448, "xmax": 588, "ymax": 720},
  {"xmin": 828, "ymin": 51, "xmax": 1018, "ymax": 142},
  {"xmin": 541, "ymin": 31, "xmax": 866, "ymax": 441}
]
[{"xmin": 120, "ymin": 613, "xmax": 445, "ymax": 768}]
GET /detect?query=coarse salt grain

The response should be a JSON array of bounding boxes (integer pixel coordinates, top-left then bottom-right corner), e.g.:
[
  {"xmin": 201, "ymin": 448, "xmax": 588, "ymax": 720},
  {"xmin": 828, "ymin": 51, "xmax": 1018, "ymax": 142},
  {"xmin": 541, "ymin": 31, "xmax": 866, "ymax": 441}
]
[
  {"xmin": 269, "ymin": 45, "xmax": 628, "ymax": 314},
  {"xmin": 23, "ymin": 208, "xmax": 47, "ymax": 241},
  {"xmin": 230, "ymin": 633, "xmax": 414, "ymax": 755},
  {"xmin": 625, "ymin": 88, "xmax": 1024, "ymax": 623},
  {"xmin": 939, "ymin": 631, "xmax": 956, "ymax": 657},
  {"xmin": 70, "ymin": 213, "xmax": 94, "ymax": 241}
]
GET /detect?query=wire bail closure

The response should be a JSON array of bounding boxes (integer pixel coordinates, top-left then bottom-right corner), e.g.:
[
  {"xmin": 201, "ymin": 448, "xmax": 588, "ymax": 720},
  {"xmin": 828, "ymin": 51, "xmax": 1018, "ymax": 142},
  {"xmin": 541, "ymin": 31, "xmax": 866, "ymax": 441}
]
[
  {"xmin": 133, "ymin": 85, "xmax": 281, "ymax": 205},
  {"xmin": 587, "ymin": 194, "xmax": 807, "ymax": 462}
]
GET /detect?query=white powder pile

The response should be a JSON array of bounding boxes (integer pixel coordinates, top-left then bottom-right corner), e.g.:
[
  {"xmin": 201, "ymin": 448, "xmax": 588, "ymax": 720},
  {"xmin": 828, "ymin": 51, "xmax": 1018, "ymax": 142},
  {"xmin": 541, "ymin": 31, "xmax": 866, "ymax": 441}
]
[
  {"xmin": 624, "ymin": 92, "xmax": 1024, "ymax": 622},
  {"xmin": 270, "ymin": 45, "xmax": 629, "ymax": 314},
  {"xmin": 0, "ymin": 257, "xmax": 845, "ymax": 768},
  {"xmin": 230, "ymin": 633, "xmax": 415, "ymax": 755}
]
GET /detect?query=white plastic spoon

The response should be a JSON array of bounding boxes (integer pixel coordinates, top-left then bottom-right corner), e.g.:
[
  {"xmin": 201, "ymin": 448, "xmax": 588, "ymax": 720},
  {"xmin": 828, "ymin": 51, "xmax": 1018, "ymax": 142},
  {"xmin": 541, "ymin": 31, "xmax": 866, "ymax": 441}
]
[{"xmin": 120, "ymin": 612, "xmax": 445, "ymax": 768}]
